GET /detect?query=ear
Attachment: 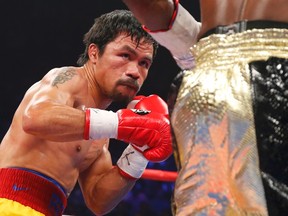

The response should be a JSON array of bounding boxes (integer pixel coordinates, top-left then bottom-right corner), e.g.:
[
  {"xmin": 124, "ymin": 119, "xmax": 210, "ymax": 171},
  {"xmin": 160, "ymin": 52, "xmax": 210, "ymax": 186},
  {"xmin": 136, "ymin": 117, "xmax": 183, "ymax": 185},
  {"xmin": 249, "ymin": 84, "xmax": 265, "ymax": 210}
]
[{"xmin": 88, "ymin": 43, "xmax": 99, "ymax": 63}]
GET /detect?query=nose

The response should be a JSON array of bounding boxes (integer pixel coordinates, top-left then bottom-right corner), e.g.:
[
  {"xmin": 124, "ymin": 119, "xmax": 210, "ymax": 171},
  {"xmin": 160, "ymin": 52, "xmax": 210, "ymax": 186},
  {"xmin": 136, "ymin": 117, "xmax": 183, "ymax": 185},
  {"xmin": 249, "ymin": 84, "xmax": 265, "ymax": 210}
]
[{"xmin": 125, "ymin": 62, "xmax": 140, "ymax": 80}]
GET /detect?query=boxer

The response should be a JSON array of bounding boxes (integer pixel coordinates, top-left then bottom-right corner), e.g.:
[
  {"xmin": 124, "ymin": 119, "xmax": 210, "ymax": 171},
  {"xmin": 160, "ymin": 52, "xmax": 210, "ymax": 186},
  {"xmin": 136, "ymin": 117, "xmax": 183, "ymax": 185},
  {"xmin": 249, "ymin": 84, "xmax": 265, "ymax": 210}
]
[
  {"xmin": 0, "ymin": 10, "xmax": 173, "ymax": 216},
  {"xmin": 122, "ymin": 0, "xmax": 288, "ymax": 215}
]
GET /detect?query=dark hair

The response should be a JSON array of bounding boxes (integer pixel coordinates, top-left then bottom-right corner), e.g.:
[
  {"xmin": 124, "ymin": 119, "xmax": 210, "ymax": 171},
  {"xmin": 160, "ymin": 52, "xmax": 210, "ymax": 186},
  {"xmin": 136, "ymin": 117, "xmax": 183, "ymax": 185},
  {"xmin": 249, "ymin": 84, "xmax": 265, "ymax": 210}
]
[{"xmin": 77, "ymin": 10, "xmax": 158, "ymax": 66}]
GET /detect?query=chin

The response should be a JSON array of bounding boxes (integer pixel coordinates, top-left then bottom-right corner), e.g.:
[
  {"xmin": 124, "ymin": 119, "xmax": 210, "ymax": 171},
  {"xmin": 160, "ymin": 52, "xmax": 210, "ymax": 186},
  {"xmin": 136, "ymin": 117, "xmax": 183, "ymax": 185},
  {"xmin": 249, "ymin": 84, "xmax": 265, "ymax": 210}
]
[
  {"xmin": 112, "ymin": 93, "xmax": 134, "ymax": 105},
  {"xmin": 111, "ymin": 86, "xmax": 138, "ymax": 104}
]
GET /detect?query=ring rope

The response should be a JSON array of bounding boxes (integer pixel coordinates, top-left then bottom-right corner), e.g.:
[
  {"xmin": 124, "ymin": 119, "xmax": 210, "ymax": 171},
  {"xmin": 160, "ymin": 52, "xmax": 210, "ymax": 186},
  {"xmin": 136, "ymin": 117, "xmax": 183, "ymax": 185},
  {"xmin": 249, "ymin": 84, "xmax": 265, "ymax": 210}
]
[
  {"xmin": 141, "ymin": 169, "xmax": 177, "ymax": 182},
  {"xmin": 113, "ymin": 166, "xmax": 178, "ymax": 182}
]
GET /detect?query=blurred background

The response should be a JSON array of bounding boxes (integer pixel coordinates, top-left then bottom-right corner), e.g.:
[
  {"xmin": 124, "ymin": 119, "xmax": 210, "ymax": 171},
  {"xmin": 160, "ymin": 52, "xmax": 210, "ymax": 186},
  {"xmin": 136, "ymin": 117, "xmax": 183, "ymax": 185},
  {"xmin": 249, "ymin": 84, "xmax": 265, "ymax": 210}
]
[{"xmin": 1, "ymin": 0, "xmax": 200, "ymax": 215}]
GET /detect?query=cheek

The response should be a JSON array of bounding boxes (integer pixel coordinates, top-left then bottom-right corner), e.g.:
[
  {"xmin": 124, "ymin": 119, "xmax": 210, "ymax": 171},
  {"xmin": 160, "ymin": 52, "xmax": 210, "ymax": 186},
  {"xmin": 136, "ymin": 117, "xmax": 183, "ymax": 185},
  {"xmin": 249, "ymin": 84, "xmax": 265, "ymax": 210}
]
[
  {"xmin": 140, "ymin": 71, "xmax": 149, "ymax": 83},
  {"xmin": 104, "ymin": 75, "xmax": 118, "ymax": 89},
  {"xmin": 97, "ymin": 71, "xmax": 116, "ymax": 92}
]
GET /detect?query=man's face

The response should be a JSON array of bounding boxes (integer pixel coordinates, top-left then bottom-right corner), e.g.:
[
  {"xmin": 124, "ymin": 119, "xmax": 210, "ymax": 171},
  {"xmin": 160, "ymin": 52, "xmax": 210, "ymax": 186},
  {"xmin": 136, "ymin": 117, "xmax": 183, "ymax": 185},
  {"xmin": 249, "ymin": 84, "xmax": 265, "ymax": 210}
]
[{"xmin": 94, "ymin": 34, "xmax": 154, "ymax": 104}]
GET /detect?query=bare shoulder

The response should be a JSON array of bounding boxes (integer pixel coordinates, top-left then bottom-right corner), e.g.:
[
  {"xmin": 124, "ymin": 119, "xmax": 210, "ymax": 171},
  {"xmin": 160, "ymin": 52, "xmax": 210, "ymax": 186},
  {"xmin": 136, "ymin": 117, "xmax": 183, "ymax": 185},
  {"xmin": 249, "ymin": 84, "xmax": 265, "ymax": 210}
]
[
  {"xmin": 21, "ymin": 66, "xmax": 87, "ymax": 108},
  {"xmin": 44, "ymin": 66, "xmax": 84, "ymax": 88},
  {"xmin": 41, "ymin": 66, "xmax": 87, "ymax": 96}
]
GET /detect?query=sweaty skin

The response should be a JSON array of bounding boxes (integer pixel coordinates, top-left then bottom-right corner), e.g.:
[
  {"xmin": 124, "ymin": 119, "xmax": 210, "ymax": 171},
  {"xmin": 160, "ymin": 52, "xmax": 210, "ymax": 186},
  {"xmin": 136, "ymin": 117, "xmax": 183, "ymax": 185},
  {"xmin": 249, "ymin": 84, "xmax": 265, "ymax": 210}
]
[{"xmin": 0, "ymin": 34, "xmax": 153, "ymax": 214}]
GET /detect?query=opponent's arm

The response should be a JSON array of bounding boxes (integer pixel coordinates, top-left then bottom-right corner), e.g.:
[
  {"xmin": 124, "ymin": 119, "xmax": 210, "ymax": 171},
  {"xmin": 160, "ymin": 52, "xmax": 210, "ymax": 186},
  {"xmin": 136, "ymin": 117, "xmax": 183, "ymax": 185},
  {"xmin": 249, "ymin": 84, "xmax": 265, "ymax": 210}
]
[
  {"xmin": 122, "ymin": 0, "xmax": 175, "ymax": 31},
  {"xmin": 123, "ymin": 0, "xmax": 201, "ymax": 70}
]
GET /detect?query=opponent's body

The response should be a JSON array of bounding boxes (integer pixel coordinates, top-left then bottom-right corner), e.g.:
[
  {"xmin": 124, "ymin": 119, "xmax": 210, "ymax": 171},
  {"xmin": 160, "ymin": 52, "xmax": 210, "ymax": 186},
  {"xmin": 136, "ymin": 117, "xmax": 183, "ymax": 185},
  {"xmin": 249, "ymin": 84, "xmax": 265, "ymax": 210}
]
[
  {"xmin": 199, "ymin": 0, "xmax": 288, "ymax": 37},
  {"xmin": 123, "ymin": 0, "xmax": 288, "ymax": 35},
  {"xmin": 0, "ymin": 10, "xmax": 172, "ymax": 216},
  {"xmin": 122, "ymin": 0, "xmax": 288, "ymax": 215}
]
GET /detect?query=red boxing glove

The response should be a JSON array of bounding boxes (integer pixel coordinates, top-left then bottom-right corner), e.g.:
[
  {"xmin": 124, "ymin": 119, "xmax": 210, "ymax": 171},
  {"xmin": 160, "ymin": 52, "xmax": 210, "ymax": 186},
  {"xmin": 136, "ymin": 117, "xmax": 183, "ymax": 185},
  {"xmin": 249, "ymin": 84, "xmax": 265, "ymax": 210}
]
[
  {"xmin": 133, "ymin": 94, "xmax": 169, "ymax": 118},
  {"xmin": 128, "ymin": 94, "xmax": 173, "ymax": 162},
  {"xmin": 84, "ymin": 95, "xmax": 172, "ymax": 179},
  {"xmin": 84, "ymin": 108, "xmax": 169, "ymax": 146},
  {"xmin": 116, "ymin": 109, "xmax": 171, "ymax": 157},
  {"xmin": 117, "ymin": 95, "xmax": 173, "ymax": 179},
  {"xmin": 133, "ymin": 95, "xmax": 173, "ymax": 162}
]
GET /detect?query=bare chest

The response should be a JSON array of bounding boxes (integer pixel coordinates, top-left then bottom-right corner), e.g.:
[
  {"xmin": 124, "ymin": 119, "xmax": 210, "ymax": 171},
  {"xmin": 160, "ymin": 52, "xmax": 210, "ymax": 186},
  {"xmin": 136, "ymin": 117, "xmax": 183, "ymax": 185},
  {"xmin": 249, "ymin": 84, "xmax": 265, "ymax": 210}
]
[{"xmin": 75, "ymin": 139, "xmax": 108, "ymax": 171}]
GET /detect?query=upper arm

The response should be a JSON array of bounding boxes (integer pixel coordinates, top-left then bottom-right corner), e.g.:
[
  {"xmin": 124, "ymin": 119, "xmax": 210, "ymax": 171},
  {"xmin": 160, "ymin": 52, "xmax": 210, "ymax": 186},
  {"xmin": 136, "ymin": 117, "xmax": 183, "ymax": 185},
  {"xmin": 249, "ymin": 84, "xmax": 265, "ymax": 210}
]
[{"xmin": 21, "ymin": 67, "xmax": 86, "ymax": 140}]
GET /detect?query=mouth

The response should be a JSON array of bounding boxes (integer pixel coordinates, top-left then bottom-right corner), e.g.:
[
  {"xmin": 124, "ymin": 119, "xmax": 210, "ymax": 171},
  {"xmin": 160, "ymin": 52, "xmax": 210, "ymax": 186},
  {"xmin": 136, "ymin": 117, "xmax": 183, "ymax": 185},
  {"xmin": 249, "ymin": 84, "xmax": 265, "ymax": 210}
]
[
  {"xmin": 118, "ymin": 80, "xmax": 139, "ymax": 92},
  {"xmin": 124, "ymin": 83, "xmax": 139, "ymax": 92}
]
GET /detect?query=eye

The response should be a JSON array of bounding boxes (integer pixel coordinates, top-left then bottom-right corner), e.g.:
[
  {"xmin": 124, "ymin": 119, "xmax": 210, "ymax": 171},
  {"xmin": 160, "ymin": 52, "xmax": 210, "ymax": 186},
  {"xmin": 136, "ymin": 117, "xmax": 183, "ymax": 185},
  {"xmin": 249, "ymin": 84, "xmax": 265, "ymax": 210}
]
[
  {"xmin": 121, "ymin": 53, "xmax": 130, "ymax": 59},
  {"xmin": 139, "ymin": 60, "xmax": 151, "ymax": 69}
]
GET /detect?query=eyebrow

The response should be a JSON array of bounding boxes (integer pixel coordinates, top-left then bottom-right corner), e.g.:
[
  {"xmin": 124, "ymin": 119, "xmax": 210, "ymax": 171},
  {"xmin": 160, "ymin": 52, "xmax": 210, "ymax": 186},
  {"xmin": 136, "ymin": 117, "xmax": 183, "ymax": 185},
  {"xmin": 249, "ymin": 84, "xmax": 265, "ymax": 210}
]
[{"xmin": 122, "ymin": 45, "xmax": 153, "ymax": 63}]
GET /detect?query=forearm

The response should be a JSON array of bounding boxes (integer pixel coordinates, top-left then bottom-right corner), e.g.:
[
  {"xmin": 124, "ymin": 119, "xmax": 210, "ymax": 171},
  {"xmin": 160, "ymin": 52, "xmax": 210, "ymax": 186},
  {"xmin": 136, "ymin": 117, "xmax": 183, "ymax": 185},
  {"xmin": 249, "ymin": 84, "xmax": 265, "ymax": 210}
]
[
  {"xmin": 23, "ymin": 102, "xmax": 85, "ymax": 141},
  {"xmin": 147, "ymin": 3, "xmax": 201, "ymax": 69},
  {"xmin": 122, "ymin": 0, "xmax": 175, "ymax": 31},
  {"xmin": 81, "ymin": 166, "xmax": 135, "ymax": 215},
  {"xmin": 123, "ymin": 0, "xmax": 201, "ymax": 70}
]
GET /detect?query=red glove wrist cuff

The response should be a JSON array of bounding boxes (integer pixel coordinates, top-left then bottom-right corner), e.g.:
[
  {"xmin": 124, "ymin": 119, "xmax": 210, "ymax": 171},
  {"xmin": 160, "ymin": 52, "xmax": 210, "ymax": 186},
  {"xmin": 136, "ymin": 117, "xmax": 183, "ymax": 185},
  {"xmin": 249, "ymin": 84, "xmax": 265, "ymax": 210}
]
[
  {"xmin": 142, "ymin": 0, "xmax": 179, "ymax": 33},
  {"xmin": 117, "ymin": 167, "xmax": 138, "ymax": 180},
  {"xmin": 83, "ymin": 108, "xmax": 90, "ymax": 140}
]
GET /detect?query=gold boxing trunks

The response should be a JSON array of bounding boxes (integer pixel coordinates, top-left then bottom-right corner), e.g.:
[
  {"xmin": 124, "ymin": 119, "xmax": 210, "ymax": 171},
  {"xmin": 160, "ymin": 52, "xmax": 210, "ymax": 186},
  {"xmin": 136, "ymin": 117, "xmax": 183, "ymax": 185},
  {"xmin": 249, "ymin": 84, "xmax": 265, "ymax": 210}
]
[
  {"xmin": 0, "ymin": 168, "xmax": 67, "ymax": 216},
  {"xmin": 171, "ymin": 28, "xmax": 288, "ymax": 216}
]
